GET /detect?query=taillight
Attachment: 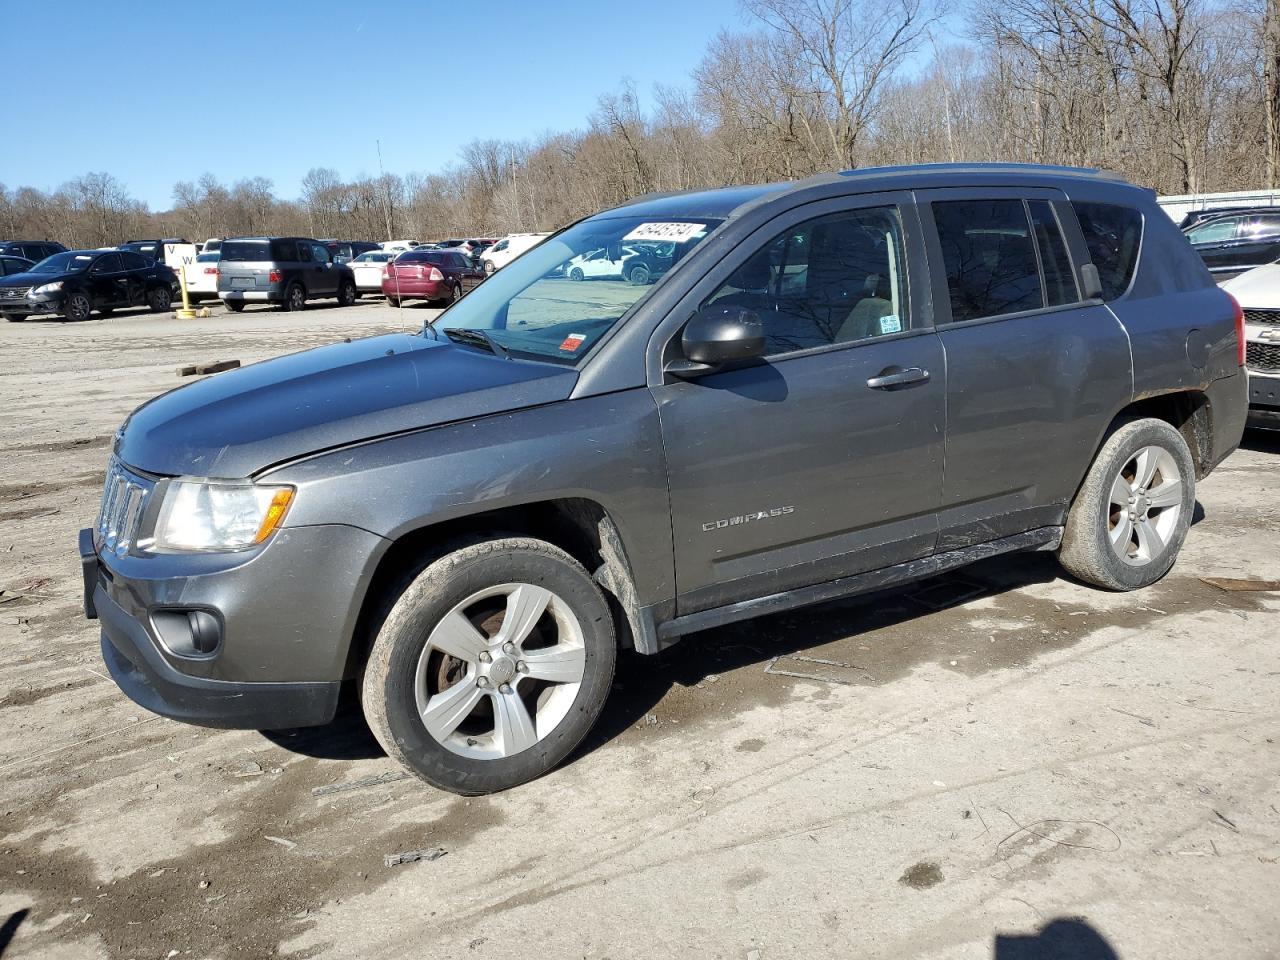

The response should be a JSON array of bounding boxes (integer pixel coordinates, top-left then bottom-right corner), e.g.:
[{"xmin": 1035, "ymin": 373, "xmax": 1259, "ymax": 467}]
[
  {"xmin": 204, "ymin": 267, "xmax": 217, "ymax": 275},
  {"xmin": 268, "ymin": 269, "xmax": 283, "ymax": 283},
  {"xmin": 1228, "ymin": 292, "xmax": 1245, "ymax": 366},
  {"xmin": 428, "ymin": 267, "xmax": 444, "ymax": 282},
  {"xmin": 213, "ymin": 268, "xmax": 220, "ymax": 278}
]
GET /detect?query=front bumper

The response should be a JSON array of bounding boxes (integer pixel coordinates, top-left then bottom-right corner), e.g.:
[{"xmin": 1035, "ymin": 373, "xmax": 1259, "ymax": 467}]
[
  {"xmin": 1248, "ymin": 368, "xmax": 1280, "ymax": 430},
  {"xmin": 0, "ymin": 293, "xmax": 62, "ymax": 317},
  {"xmin": 81, "ymin": 520, "xmax": 388, "ymax": 729}
]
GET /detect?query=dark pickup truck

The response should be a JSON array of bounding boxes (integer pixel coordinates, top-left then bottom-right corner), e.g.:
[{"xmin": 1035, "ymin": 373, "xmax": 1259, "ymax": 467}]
[{"xmin": 82, "ymin": 163, "xmax": 1247, "ymax": 794}]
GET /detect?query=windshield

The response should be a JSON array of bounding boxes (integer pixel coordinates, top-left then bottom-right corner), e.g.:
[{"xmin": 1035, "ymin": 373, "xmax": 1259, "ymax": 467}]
[
  {"xmin": 32, "ymin": 252, "xmax": 95, "ymax": 274},
  {"xmin": 432, "ymin": 215, "xmax": 721, "ymax": 364}
]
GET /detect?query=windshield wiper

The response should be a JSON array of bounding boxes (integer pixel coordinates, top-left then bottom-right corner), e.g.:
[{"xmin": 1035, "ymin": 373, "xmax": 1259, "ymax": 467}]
[{"xmin": 443, "ymin": 327, "xmax": 511, "ymax": 360}]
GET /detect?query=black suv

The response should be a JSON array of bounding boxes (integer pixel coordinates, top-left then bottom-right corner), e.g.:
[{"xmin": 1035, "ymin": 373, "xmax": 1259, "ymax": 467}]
[
  {"xmin": 83, "ymin": 163, "xmax": 1247, "ymax": 795},
  {"xmin": 1184, "ymin": 209, "xmax": 1280, "ymax": 280},
  {"xmin": 0, "ymin": 240, "xmax": 66, "ymax": 263},
  {"xmin": 0, "ymin": 249, "xmax": 177, "ymax": 321},
  {"xmin": 217, "ymin": 237, "xmax": 359, "ymax": 312},
  {"xmin": 119, "ymin": 239, "xmax": 188, "ymax": 264}
]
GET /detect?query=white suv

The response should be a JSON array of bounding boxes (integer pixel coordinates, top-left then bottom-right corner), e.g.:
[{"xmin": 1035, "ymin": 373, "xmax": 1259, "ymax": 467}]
[{"xmin": 481, "ymin": 233, "xmax": 550, "ymax": 274}]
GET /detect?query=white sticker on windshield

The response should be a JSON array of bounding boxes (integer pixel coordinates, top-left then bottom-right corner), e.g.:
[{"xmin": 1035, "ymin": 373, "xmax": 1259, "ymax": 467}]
[
  {"xmin": 878, "ymin": 314, "xmax": 902, "ymax": 335},
  {"xmin": 622, "ymin": 222, "xmax": 707, "ymax": 243}
]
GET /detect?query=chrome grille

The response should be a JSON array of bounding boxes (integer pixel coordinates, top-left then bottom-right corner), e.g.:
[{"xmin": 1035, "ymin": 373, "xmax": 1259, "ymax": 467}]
[
  {"xmin": 1244, "ymin": 308, "xmax": 1280, "ymax": 327},
  {"xmin": 0, "ymin": 286, "xmax": 31, "ymax": 300},
  {"xmin": 96, "ymin": 457, "xmax": 155, "ymax": 557},
  {"xmin": 1246, "ymin": 341, "xmax": 1280, "ymax": 374}
]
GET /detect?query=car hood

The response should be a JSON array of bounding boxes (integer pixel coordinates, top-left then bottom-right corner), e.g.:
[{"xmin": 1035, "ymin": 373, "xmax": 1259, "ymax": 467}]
[
  {"xmin": 1221, "ymin": 263, "xmax": 1280, "ymax": 308},
  {"xmin": 0, "ymin": 270, "xmax": 73, "ymax": 286},
  {"xmin": 117, "ymin": 332, "xmax": 578, "ymax": 477}
]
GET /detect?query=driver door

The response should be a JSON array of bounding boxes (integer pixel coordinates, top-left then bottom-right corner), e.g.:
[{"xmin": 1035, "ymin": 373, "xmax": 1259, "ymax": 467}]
[
  {"xmin": 650, "ymin": 194, "xmax": 946, "ymax": 615},
  {"xmin": 88, "ymin": 253, "xmax": 126, "ymax": 308}
]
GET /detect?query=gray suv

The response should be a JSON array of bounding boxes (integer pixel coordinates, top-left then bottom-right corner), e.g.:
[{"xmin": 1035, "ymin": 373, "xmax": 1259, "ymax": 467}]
[
  {"xmin": 218, "ymin": 237, "xmax": 358, "ymax": 312},
  {"xmin": 81, "ymin": 163, "xmax": 1248, "ymax": 795}
]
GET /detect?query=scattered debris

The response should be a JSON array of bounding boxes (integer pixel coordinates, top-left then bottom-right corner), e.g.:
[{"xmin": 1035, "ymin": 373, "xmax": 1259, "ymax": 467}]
[
  {"xmin": 234, "ymin": 761, "xmax": 264, "ymax": 778},
  {"xmin": 178, "ymin": 359, "xmax": 241, "ymax": 377},
  {"xmin": 1109, "ymin": 706, "xmax": 1155, "ymax": 727},
  {"xmin": 385, "ymin": 847, "xmax": 447, "ymax": 867},
  {"xmin": 311, "ymin": 770, "xmax": 412, "ymax": 798},
  {"xmin": 1200, "ymin": 577, "xmax": 1280, "ymax": 593},
  {"xmin": 898, "ymin": 861, "xmax": 944, "ymax": 889},
  {"xmin": 1212, "ymin": 810, "xmax": 1239, "ymax": 833},
  {"xmin": 765, "ymin": 654, "xmax": 873, "ymax": 685},
  {"xmin": 198, "ymin": 880, "xmax": 210, "ymax": 890},
  {"xmin": 264, "ymin": 835, "xmax": 298, "ymax": 850}
]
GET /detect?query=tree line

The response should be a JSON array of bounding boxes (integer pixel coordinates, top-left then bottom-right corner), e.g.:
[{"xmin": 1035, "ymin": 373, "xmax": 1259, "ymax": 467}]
[{"xmin": 1, "ymin": 0, "xmax": 1276, "ymax": 250}]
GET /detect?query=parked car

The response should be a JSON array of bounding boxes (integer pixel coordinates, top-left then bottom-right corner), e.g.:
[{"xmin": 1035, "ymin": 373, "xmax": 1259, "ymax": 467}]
[
  {"xmin": 620, "ymin": 241, "xmax": 676, "ymax": 285},
  {"xmin": 319, "ymin": 240, "xmax": 381, "ymax": 264},
  {"xmin": 381, "ymin": 240, "xmax": 421, "ymax": 253},
  {"xmin": 0, "ymin": 240, "xmax": 67, "ymax": 263},
  {"xmin": 1179, "ymin": 204, "xmax": 1279, "ymax": 231},
  {"xmin": 81, "ymin": 163, "xmax": 1247, "ymax": 794},
  {"xmin": 1, "ymin": 249, "xmax": 177, "ymax": 321},
  {"xmin": 349, "ymin": 249, "xmax": 398, "ymax": 294},
  {"xmin": 0, "ymin": 255, "xmax": 34, "ymax": 276},
  {"xmin": 119, "ymin": 239, "xmax": 188, "ymax": 264},
  {"xmin": 202, "ymin": 238, "xmax": 223, "ymax": 258},
  {"xmin": 382, "ymin": 248, "xmax": 485, "ymax": 305},
  {"xmin": 481, "ymin": 233, "xmax": 549, "ymax": 273},
  {"xmin": 183, "ymin": 251, "xmax": 221, "ymax": 303},
  {"xmin": 217, "ymin": 237, "xmax": 358, "ymax": 312},
  {"xmin": 1184, "ymin": 210, "xmax": 1280, "ymax": 281},
  {"xmin": 1222, "ymin": 263, "xmax": 1280, "ymax": 430},
  {"xmin": 564, "ymin": 244, "xmax": 639, "ymax": 280}
]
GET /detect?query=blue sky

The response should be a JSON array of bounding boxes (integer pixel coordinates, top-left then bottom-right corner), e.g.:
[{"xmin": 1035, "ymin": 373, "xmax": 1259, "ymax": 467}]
[{"xmin": 5, "ymin": 0, "xmax": 749, "ymax": 209}]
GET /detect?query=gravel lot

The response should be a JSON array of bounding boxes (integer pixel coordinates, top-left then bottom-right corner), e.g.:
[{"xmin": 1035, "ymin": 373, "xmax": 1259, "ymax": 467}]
[{"xmin": 1, "ymin": 298, "xmax": 1278, "ymax": 960}]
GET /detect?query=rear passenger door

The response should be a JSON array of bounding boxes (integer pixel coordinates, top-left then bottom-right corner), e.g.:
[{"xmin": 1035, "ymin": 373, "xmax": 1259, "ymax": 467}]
[
  {"xmin": 653, "ymin": 194, "xmax": 947, "ymax": 614},
  {"xmin": 307, "ymin": 242, "xmax": 338, "ymax": 296},
  {"xmin": 118, "ymin": 252, "xmax": 149, "ymax": 305},
  {"xmin": 917, "ymin": 188, "xmax": 1133, "ymax": 549}
]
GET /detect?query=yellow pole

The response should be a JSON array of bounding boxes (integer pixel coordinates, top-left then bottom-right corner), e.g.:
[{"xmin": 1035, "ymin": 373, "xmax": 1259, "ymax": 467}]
[{"xmin": 175, "ymin": 263, "xmax": 197, "ymax": 319}]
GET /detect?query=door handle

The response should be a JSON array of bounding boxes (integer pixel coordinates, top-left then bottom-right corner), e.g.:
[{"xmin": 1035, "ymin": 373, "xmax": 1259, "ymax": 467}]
[{"xmin": 866, "ymin": 366, "xmax": 930, "ymax": 390}]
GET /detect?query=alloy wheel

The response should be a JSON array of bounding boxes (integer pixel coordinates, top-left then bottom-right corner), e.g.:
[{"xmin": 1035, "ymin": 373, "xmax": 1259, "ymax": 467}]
[
  {"xmin": 413, "ymin": 583, "xmax": 587, "ymax": 760},
  {"xmin": 1107, "ymin": 445, "xmax": 1183, "ymax": 566}
]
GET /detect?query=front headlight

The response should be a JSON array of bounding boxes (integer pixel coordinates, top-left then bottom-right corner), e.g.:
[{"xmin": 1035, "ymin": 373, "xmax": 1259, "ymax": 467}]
[
  {"xmin": 30, "ymin": 281, "xmax": 62, "ymax": 296},
  {"xmin": 151, "ymin": 480, "xmax": 294, "ymax": 552}
]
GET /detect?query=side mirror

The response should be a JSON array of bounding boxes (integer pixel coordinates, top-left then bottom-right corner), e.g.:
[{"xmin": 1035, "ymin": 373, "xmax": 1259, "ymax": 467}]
[
  {"xmin": 675, "ymin": 305, "xmax": 765, "ymax": 374},
  {"xmin": 1080, "ymin": 263, "xmax": 1103, "ymax": 300}
]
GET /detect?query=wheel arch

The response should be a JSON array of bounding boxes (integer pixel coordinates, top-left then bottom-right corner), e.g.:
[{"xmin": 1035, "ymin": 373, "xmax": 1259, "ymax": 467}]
[
  {"xmin": 344, "ymin": 497, "xmax": 647, "ymax": 679},
  {"xmin": 1077, "ymin": 389, "xmax": 1213, "ymax": 502}
]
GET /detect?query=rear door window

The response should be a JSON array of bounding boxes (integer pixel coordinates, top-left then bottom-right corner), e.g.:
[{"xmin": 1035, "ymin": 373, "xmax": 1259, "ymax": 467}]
[
  {"xmin": 1240, "ymin": 214, "xmax": 1280, "ymax": 239},
  {"xmin": 932, "ymin": 199, "xmax": 1043, "ymax": 321},
  {"xmin": 119, "ymin": 252, "xmax": 150, "ymax": 270},
  {"xmin": 1072, "ymin": 202, "xmax": 1143, "ymax": 301},
  {"xmin": 1028, "ymin": 201, "xmax": 1078, "ymax": 307},
  {"xmin": 272, "ymin": 239, "xmax": 300, "ymax": 262}
]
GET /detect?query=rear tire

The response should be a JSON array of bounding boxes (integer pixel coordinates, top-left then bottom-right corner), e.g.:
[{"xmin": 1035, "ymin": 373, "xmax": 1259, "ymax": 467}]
[
  {"xmin": 280, "ymin": 283, "xmax": 306, "ymax": 312},
  {"xmin": 360, "ymin": 537, "xmax": 616, "ymax": 795},
  {"xmin": 224, "ymin": 300, "xmax": 245, "ymax": 313},
  {"xmin": 387, "ymin": 296, "xmax": 401, "ymax": 307},
  {"xmin": 3, "ymin": 313, "xmax": 22, "ymax": 322},
  {"xmin": 568, "ymin": 267, "xmax": 584, "ymax": 282},
  {"xmin": 338, "ymin": 280, "xmax": 358, "ymax": 306},
  {"xmin": 1058, "ymin": 417, "xmax": 1196, "ymax": 591},
  {"xmin": 147, "ymin": 286, "xmax": 171, "ymax": 312},
  {"xmin": 627, "ymin": 264, "xmax": 650, "ymax": 285}
]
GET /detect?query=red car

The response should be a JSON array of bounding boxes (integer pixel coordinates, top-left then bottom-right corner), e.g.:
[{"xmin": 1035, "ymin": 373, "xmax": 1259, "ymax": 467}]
[{"xmin": 382, "ymin": 249, "xmax": 486, "ymax": 306}]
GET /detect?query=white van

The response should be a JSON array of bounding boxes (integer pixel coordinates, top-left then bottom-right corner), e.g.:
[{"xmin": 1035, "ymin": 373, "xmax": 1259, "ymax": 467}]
[{"xmin": 481, "ymin": 233, "xmax": 550, "ymax": 273}]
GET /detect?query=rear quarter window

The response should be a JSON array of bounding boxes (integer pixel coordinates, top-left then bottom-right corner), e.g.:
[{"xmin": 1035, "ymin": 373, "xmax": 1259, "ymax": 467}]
[{"xmin": 1072, "ymin": 202, "xmax": 1143, "ymax": 301}]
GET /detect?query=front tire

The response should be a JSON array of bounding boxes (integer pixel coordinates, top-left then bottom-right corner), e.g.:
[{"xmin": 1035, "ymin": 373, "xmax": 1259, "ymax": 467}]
[
  {"xmin": 63, "ymin": 293, "xmax": 92, "ymax": 322},
  {"xmin": 361, "ymin": 537, "xmax": 616, "ymax": 795},
  {"xmin": 1058, "ymin": 417, "xmax": 1196, "ymax": 590}
]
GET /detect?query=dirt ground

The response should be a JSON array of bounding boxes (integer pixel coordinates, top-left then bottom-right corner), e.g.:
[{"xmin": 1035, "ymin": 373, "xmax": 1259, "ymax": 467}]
[{"xmin": 1, "ymin": 298, "xmax": 1278, "ymax": 960}]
